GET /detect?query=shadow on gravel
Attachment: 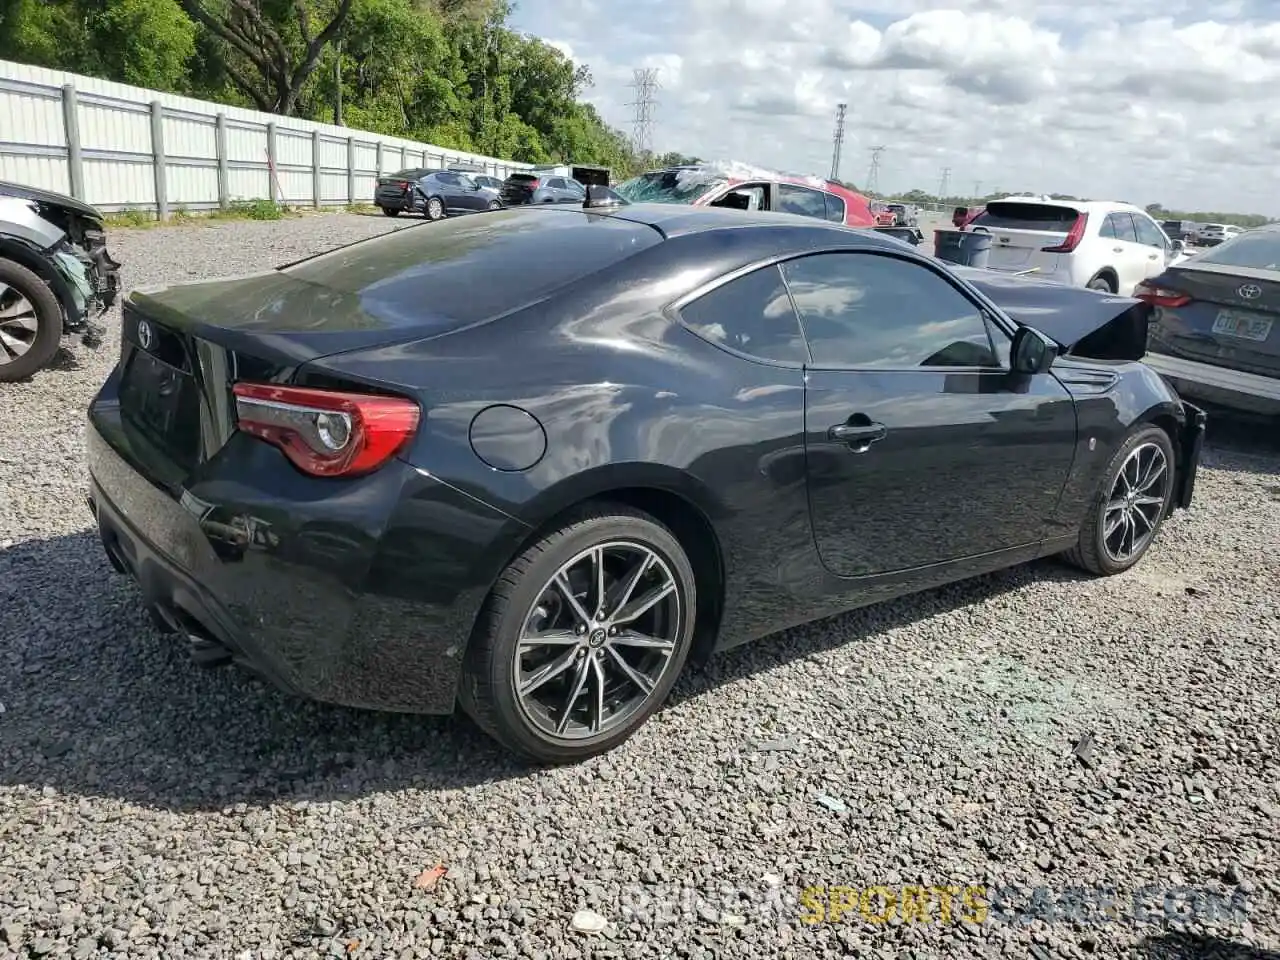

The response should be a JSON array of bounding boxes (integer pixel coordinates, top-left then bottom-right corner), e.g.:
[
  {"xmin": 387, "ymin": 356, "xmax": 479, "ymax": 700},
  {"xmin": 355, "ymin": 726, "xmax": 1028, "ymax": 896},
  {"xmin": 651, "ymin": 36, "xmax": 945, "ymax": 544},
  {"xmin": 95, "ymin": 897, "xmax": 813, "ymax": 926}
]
[
  {"xmin": 1198, "ymin": 406, "xmax": 1280, "ymax": 476},
  {"xmin": 1136, "ymin": 931, "xmax": 1279, "ymax": 960},
  {"xmin": 0, "ymin": 529, "xmax": 1091, "ymax": 811}
]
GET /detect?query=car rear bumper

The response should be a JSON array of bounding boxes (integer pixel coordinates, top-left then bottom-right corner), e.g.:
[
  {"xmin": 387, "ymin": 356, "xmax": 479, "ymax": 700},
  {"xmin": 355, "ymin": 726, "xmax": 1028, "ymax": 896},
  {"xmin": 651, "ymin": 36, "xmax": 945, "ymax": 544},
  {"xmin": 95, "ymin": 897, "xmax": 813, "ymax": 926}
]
[
  {"xmin": 85, "ymin": 394, "xmax": 516, "ymax": 714},
  {"xmin": 375, "ymin": 192, "xmax": 416, "ymax": 212},
  {"xmin": 1143, "ymin": 352, "xmax": 1280, "ymax": 417}
]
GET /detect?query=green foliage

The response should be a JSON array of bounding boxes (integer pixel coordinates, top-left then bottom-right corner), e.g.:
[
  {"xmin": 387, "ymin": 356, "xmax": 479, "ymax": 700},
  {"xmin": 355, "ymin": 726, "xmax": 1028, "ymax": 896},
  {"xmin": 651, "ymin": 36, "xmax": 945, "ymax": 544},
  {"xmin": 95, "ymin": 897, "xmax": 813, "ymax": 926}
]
[
  {"xmin": 0, "ymin": 0, "xmax": 687, "ymax": 175},
  {"xmin": 1143, "ymin": 203, "xmax": 1274, "ymax": 228},
  {"xmin": 230, "ymin": 198, "xmax": 286, "ymax": 220}
]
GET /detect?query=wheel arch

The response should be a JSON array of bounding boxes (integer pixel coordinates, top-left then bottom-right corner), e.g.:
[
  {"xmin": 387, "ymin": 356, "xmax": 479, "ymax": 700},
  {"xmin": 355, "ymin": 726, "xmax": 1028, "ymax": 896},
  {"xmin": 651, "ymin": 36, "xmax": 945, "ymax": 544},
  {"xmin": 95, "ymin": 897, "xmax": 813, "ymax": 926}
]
[
  {"xmin": 0, "ymin": 239, "xmax": 75, "ymax": 328},
  {"xmin": 469, "ymin": 465, "xmax": 729, "ymax": 671},
  {"xmin": 1088, "ymin": 266, "xmax": 1119, "ymax": 292}
]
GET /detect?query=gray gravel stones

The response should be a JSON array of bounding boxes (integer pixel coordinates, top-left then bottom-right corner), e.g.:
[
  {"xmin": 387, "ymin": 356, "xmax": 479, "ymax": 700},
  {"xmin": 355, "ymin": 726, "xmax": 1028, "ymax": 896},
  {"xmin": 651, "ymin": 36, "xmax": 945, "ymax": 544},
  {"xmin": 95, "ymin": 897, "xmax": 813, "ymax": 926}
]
[{"xmin": 2, "ymin": 211, "xmax": 1278, "ymax": 958}]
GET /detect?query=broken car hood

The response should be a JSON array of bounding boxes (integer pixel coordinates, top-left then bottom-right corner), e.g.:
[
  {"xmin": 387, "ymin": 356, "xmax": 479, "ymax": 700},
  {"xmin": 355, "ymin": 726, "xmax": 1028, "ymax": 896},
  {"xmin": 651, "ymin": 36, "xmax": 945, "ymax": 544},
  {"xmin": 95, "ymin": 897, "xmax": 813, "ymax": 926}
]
[
  {"xmin": 950, "ymin": 265, "xmax": 1151, "ymax": 361},
  {"xmin": 0, "ymin": 180, "xmax": 106, "ymax": 224}
]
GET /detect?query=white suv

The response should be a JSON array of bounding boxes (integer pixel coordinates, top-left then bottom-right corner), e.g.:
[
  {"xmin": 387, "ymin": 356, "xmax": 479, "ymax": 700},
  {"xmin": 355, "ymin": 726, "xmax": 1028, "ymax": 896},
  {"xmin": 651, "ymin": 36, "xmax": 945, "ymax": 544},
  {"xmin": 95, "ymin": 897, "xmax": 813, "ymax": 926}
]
[{"xmin": 966, "ymin": 197, "xmax": 1185, "ymax": 294}]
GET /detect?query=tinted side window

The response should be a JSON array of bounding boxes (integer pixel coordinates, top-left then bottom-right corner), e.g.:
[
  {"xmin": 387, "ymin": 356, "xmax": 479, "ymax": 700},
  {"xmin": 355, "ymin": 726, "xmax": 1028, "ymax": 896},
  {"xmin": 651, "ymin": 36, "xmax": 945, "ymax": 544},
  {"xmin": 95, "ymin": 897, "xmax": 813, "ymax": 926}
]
[
  {"xmin": 1099, "ymin": 216, "xmax": 1118, "ymax": 239},
  {"xmin": 547, "ymin": 178, "xmax": 565, "ymax": 189},
  {"xmin": 824, "ymin": 192, "xmax": 846, "ymax": 223},
  {"xmin": 1133, "ymin": 214, "xmax": 1167, "ymax": 249},
  {"xmin": 436, "ymin": 173, "xmax": 460, "ymax": 186},
  {"xmin": 781, "ymin": 253, "xmax": 1000, "ymax": 369},
  {"xmin": 1108, "ymin": 212, "xmax": 1139, "ymax": 243},
  {"xmin": 778, "ymin": 184, "xmax": 828, "ymax": 220},
  {"xmin": 678, "ymin": 265, "xmax": 808, "ymax": 363}
]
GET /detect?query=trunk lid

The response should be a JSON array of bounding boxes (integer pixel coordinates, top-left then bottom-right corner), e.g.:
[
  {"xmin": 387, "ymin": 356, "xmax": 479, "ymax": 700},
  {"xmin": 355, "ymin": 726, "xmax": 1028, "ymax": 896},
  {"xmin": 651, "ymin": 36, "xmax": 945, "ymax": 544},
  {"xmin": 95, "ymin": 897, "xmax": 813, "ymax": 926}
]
[
  {"xmin": 952, "ymin": 264, "xmax": 1150, "ymax": 361},
  {"xmin": 1146, "ymin": 257, "xmax": 1280, "ymax": 378},
  {"xmin": 968, "ymin": 200, "xmax": 1081, "ymax": 272}
]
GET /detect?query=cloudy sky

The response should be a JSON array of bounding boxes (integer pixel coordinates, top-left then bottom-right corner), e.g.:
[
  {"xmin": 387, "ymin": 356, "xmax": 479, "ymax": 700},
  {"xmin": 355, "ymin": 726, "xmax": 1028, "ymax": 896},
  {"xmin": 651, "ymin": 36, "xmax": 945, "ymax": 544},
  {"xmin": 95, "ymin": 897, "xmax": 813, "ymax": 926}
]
[{"xmin": 508, "ymin": 0, "xmax": 1280, "ymax": 215}]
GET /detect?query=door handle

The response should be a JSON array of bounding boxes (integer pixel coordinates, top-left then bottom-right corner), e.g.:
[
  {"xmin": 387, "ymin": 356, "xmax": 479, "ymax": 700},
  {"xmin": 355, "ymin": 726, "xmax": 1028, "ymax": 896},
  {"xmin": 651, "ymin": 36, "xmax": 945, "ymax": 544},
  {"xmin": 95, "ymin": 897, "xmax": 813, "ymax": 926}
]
[
  {"xmin": 1148, "ymin": 253, "xmax": 1159, "ymax": 260},
  {"xmin": 828, "ymin": 420, "xmax": 887, "ymax": 451},
  {"xmin": 1113, "ymin": 247, "xmax": 1123, "ymax": 253}
]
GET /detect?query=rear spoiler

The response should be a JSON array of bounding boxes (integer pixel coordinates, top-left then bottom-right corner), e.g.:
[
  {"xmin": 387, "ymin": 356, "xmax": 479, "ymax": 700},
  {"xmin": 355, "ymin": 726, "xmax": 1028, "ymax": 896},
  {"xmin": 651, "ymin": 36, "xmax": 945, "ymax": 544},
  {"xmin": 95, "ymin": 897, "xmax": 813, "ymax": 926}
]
[{"xmin": 950, "ymin": 265, "xmax": 1152, "ymax": 361}]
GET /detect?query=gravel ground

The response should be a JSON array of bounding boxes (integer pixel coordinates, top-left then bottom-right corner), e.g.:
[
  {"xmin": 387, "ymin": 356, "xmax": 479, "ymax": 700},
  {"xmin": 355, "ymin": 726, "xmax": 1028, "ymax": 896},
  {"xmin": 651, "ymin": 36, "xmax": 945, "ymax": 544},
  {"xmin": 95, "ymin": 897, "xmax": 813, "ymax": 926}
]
[{"xmin": 2, "ymin": 212, "xmax": 1278, "ymax": 960}]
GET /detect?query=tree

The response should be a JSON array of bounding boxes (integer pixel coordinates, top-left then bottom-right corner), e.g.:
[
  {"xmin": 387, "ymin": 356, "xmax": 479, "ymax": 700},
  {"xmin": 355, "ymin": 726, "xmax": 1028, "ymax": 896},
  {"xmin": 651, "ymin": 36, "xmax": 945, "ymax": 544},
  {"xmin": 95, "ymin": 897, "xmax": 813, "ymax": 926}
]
[{"xmin": 179, "ymin": 0, "xmax": 355, "ymax": 114}]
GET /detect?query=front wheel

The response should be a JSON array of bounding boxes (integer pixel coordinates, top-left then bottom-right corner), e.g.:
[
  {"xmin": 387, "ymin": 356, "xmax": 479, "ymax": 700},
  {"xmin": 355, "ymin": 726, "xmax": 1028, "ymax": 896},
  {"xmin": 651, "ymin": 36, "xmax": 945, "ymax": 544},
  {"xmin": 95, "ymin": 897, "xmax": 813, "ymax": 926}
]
[
  {"xmin": 460, "ymin": 505, "xmax": 697, "ymax": 763},
  {"xmin": 488, "ymin": 200, "xmax": 501, "ymax": 210},
  {"xmin": 1063, "ymin": 425, "xmax": 1176, "ymax": 576},
  {"xmin": 0, "ymin": 258, "xmax": 63, "ymax": 382}
]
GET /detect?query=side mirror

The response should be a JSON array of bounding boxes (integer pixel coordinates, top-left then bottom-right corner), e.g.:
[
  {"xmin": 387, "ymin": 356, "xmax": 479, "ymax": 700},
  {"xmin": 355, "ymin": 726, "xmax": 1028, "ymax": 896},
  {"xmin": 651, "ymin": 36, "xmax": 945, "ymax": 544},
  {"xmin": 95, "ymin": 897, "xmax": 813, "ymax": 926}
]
[
  {"xmin": 1171, "ymin": 239, "xmax": 1185, "ymax": 254},
  {"xmin": 1010, "ymin": 325, "xmax": 1059, "ymax": 374}
]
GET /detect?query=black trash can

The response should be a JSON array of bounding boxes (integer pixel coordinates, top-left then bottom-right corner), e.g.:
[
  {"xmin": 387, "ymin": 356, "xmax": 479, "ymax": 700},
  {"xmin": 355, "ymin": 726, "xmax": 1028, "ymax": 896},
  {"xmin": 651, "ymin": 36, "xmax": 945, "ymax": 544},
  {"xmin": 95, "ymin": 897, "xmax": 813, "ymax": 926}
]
[{"xmin": 934, "ymin": 229, "xmax": 992, "ymax": 267}]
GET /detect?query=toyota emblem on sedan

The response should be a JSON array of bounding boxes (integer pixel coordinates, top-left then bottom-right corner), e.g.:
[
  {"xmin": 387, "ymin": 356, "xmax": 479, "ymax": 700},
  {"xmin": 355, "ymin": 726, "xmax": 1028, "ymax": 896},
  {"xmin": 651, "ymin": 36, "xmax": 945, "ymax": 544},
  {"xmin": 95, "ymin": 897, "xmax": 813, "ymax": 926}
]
[
  {"xmin": 137, "ymin": 319, "xmax": 154, "ymax": 350},
  {"xmin": 1238, "ymin": 283, "xmax": 1262, "ymax": 300}
]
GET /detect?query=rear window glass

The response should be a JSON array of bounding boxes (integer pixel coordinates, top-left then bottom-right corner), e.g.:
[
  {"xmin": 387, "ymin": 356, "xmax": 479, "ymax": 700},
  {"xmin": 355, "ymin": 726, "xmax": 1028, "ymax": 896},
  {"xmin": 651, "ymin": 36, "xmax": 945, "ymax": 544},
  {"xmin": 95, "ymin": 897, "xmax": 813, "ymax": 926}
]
[
  {"xmin": 283, "ymin": 209, "xmax": 659, "ymax": 329},
  {"xmin": 1197, "ymin": 232, "xmax": 1280, "ymax": 270},
  {"xmin": 387, "ymin": 168, "xmax": 430, "ymax": 180},
  {"xmin": 507, "ymin": 173, "xmax": 540, "ymax": 183},
  {"xmin": 971, "ymin": 202, "xmax": 1080, "ymax": 231}
]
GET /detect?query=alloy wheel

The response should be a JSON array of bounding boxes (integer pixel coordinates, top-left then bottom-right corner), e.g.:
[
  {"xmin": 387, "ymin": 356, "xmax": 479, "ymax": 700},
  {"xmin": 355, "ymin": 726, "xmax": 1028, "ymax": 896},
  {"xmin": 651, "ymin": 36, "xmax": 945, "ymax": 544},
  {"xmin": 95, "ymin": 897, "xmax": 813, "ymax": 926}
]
[
  {"xmin": 513, "ymin": 540, "xmax": 683, "ymax": 742},
  {"xmin": 0, "ymin": 282, "xmax": 38, "ymax": 364},
  {"xmin": 1103, "ymin": 441, "xmax": 1169, "ymax": 563}
]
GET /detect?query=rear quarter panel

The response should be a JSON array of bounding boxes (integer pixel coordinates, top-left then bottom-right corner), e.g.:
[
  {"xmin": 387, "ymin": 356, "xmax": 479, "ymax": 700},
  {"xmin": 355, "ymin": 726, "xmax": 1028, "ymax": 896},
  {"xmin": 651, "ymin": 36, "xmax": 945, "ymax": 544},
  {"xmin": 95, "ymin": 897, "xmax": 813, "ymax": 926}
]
[{"xmin": 296, "ymin": 232, "xmax": 835, "ymax": 648}]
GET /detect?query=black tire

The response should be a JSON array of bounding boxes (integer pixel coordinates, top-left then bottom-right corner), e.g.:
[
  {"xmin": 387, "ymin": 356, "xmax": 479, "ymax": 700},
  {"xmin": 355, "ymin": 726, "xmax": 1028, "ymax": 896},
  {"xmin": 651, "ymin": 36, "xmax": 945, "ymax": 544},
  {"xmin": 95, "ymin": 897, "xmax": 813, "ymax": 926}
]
[
  {"xmin": 425, "ymin": 196, "xmax": 446, "ymax": 221},
  {"xmin": 1087, "ymin": 274, "xmax": 1115, "ymax": 293},
  {"xmin": 1063, "ymin": 424, "xmax": 1176, "ymax": 576},
  {"xmin": 459, "ymin": 504, "xmax": 697, "ymax": 763},
  {"xmin": 380, "ymin": 206, "xmax": 400, "ymax": 217},
  {"xmin": 488, "ymin": 200, "xmax": 501, "ymax": 210},
  {"xmin": 0, "ymin": 258, "xmax": 63, "ymax": 383}
]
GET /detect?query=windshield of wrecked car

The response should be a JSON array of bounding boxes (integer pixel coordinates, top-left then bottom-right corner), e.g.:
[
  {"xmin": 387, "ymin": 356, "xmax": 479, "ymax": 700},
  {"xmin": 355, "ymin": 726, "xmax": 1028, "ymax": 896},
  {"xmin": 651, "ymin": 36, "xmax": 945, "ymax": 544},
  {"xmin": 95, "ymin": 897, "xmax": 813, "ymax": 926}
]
[
  {"xmin": 1195, "ymin": 231, "xmax": 1280, "ymax": 271},
  {"xmin": 614, "ymin": 170, "xmax": 727, "ymax": 204}
]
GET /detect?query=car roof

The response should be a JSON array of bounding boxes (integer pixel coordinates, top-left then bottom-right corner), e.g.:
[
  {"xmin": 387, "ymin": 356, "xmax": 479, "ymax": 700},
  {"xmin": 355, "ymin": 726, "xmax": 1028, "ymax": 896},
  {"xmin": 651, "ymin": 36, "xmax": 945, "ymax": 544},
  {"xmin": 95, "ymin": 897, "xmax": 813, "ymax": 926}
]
[
  {"xmin": 559, "ymin": 201, "xmax": 903, "ymax": 247},
  {"xmin": 992, "ymin": 195, "xmax": 1148, "ymax": 215}
]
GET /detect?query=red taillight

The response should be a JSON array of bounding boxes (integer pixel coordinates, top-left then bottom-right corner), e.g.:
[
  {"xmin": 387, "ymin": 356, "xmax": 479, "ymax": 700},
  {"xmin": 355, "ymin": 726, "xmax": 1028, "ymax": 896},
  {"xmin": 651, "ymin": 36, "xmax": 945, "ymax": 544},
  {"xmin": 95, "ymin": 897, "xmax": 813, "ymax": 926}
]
[
  {"xmin": 232, "ymin": 382, "xmax": 420, "ymax": 478},
  {"xmin": 398, "ymin": 181, "xmax": 411, "ymax": 191},
  {"xmin": 1042, "ymin": 212, "xmax": 1088, "ymax": 253},
  {"xmin": 525, "ymin": 179, "xmax": 539, "ymax": 190},
  {"xmin": 1135, "ymin": 282, "xmax": 1191, "ymax": 308}
]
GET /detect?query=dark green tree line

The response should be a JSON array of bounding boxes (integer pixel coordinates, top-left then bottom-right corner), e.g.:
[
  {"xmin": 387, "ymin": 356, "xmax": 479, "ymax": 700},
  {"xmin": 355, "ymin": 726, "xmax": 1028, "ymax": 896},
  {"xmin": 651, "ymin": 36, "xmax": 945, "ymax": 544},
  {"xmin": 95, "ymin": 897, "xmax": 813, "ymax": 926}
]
[{"xmin": 0, "ymin": 0, "xmax": 677, "ymax": 174}]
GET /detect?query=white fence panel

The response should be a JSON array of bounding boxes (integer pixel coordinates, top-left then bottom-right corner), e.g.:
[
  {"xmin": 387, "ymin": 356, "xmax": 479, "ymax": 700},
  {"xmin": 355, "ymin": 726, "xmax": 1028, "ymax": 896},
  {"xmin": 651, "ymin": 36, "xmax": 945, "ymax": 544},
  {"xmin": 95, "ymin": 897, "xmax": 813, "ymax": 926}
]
[{"xmin": 0, "ymin": 58, "xmax": 533, "ymax": 217}]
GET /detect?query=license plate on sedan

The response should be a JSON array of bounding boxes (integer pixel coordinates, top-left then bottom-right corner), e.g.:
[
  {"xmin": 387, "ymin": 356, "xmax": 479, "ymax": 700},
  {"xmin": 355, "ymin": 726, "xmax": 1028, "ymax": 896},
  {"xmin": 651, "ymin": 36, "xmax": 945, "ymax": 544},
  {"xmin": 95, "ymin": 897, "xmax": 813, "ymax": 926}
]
[{"xmin": 1212, "ymin": 309, "xmax": 1273, "ymax": 342}]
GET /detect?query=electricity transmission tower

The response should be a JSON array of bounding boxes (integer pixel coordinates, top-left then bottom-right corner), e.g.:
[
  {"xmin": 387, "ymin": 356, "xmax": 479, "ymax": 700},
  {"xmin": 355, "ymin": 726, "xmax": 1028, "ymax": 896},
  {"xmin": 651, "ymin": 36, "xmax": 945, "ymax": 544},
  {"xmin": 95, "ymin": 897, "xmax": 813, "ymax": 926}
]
[
  {"xmin": 627, "ymin": 68, "xmax": 660, "ymax": 161},
  {"xmin": 829, "ymin": 103, "xmax": 847, "ymax": 181},
  {"xmin": 938, "ymin": 166, "xmax": 951, "ymax": 201},
  {"xmin": 865, "ymin": 146, "xmax": 885, "ymax": 196}
]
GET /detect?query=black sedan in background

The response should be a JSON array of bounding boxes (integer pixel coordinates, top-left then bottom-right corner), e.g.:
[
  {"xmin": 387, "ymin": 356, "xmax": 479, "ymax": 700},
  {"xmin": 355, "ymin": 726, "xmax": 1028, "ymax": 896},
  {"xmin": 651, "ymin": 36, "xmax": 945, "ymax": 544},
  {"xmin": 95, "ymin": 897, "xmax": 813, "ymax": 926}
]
[
  {"xmin": 86, "ymin": 201, "xmax": 1204, "ymax": 763},
  {"xmin": 1139, "ymin": 224, "xmax": 1280, "ymax": 417},
  {"xmin": 374, "ymin": 168, "xmax": 501, "ymax": 220}
]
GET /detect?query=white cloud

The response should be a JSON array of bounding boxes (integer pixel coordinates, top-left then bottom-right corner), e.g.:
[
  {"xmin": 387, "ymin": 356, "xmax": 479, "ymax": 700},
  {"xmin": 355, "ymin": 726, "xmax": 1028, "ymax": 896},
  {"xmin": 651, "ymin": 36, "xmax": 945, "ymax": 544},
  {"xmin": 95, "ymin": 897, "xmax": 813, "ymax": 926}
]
[{"xmin": 517, "ymin": 1, "xmax": 1280, "ymax": 215}]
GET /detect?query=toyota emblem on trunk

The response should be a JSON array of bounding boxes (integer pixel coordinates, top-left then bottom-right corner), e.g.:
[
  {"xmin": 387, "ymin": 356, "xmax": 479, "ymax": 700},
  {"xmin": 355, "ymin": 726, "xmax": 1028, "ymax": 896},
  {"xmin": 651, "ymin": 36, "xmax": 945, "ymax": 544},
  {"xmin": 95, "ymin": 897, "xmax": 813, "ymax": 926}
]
[
  {"xmin": 137, "ymin": 319, "xmax": 154, "ymax": 350},
  {"xmin": 1238, "ymin": 283, "xmax": 1262, "ymax": 300}
]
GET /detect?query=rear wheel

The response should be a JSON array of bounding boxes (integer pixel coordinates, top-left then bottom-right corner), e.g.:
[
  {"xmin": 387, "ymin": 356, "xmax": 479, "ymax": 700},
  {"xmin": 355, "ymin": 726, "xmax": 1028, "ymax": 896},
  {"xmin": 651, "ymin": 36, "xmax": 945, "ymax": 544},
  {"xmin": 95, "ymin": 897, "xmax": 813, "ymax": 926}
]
[
  {"xmin": 1064, "ymin": 425, "xmax": 1176, "ymax": 576},
  {"xmin": 488, "ymin": 200, "xmax": 501, "ymax": 210},
  {"xmin": 1087, "ymin": 274, "xmax": 1116, "ymax": 293},
  {"xmin": 460, "ymin": 505, "xmax": 697, "ymax": 763},
  {"xmin": 380, "ymin": 206, "xmax": 399, "ymax": 217},
  {"xmin": 425, "ymin": 196, "xmax": 445, "ymax": 221},
  {"xmin": 0, "ymin": 258, "xmax": 63, "ymax": 382}
]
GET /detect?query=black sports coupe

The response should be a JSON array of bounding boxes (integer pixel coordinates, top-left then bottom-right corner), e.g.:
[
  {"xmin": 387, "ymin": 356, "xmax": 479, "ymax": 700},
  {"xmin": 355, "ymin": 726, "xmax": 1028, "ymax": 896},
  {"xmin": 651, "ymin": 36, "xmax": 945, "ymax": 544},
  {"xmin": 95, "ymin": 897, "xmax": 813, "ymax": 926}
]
[{"xmin": 86, "ymin": 196, "xmax": 1206, "ymax": 763}]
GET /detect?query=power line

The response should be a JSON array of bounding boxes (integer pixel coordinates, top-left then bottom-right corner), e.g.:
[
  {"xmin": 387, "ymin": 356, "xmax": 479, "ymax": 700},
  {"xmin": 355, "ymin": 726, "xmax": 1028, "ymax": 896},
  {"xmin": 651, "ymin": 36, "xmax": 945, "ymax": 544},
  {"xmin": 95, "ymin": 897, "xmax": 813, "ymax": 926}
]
[
  {"xmin": 938, "ymin": 166, "xmax": 951, "ymax": 200},
  {"xmin": 865, "ymin": 145, "xmax": 885, "ymax": 196},
  {"xmin": 627, "ymin": 68, "xmax": 660, "ymax": 160},
  {"xmin": 829, "ymin": 103, "xmax": 847, "ymax": 182}
]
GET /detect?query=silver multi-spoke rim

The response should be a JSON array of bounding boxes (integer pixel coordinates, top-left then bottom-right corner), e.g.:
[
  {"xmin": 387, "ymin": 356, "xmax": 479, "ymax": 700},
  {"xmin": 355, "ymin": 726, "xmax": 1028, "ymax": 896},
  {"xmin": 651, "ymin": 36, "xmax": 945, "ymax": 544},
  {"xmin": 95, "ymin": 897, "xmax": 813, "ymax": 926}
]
[
  {"xmin": 514, "ymin": 540, "xmax": 682, "ymax": 742},
  {"xmin": 0, "ymin": 282, "xmax": 38, "ymax": 364},
  {"xmin": 1103, "ymin": 442, "xmax": 1169, "ymax": 563}
]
